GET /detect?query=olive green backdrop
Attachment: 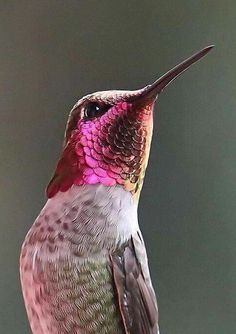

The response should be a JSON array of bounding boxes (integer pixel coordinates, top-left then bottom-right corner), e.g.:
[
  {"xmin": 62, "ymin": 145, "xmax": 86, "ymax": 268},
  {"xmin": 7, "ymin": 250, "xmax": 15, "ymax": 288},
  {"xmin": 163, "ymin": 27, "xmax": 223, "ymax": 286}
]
[{"xmin": 0, "ymin": 1, "xmax": 235, "ymax": 333}]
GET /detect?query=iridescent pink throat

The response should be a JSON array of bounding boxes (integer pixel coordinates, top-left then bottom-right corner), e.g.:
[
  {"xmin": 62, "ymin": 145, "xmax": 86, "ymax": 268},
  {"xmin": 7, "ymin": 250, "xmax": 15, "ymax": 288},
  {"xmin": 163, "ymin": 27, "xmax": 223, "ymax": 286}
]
[{"xmin": 47, "ymin": 101, "xmax": 153, "ymax": 198}]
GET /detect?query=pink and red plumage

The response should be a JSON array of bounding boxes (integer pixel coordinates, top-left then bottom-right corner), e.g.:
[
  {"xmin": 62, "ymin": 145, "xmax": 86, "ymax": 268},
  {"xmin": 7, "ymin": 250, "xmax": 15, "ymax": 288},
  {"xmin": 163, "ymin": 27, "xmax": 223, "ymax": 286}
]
[{"xmin": 47, "ymin": 101, "xmax": 153, "ymax": 198}]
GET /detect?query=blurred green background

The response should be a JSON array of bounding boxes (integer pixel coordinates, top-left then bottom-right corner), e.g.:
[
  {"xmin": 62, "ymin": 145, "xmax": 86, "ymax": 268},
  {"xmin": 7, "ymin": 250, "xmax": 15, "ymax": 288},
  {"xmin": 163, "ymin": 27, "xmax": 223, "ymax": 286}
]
[{"xmin": 0, "ymin": 1, "xmax": 235, "ymax": 333}]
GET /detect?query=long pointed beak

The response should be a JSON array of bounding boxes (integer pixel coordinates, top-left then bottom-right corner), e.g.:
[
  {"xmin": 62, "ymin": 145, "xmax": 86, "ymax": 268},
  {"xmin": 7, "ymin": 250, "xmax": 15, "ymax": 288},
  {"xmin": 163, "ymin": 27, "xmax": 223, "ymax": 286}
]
[{"xmin": 133, "ymin": 45, "xmax": 214, "ymax": 104}]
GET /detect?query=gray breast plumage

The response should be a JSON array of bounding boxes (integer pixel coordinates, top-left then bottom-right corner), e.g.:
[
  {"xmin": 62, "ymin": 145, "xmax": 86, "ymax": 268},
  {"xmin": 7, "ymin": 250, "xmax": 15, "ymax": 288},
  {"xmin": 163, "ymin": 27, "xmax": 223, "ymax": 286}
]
[{"xmin": 20, "ymin": 184, "xmax": 152, "ymax": 334}]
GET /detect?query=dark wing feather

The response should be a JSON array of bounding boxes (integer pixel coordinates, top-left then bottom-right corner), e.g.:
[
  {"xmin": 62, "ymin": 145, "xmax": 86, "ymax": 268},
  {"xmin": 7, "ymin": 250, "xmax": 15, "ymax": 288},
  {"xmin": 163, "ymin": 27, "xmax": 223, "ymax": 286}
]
[{"xmin": 111, "ymin": 236, "xmax": 159, "ymax": 334}]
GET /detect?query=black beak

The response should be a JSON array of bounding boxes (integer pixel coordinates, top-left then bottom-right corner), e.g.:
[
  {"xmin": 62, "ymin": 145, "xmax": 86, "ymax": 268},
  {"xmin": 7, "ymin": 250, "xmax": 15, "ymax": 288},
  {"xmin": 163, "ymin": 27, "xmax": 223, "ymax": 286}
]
[{"xmin": 134, "ymin": 45, "xmax": 214, "ymax": 104}]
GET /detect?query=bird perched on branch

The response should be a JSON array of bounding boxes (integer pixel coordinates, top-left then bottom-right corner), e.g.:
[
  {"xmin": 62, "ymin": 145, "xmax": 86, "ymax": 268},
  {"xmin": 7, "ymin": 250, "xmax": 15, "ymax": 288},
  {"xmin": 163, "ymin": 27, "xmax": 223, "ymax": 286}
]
[{"xmin": 20, "ymin": 46, "xmax": 213, "ymax": 334}]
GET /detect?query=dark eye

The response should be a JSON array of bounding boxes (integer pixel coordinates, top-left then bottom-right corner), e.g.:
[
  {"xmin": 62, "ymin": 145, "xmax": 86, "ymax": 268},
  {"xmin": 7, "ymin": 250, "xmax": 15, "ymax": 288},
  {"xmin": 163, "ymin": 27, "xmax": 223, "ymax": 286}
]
[{"xmin": 83, "ymin": 102, "xmax": 110, "ymax": 119}]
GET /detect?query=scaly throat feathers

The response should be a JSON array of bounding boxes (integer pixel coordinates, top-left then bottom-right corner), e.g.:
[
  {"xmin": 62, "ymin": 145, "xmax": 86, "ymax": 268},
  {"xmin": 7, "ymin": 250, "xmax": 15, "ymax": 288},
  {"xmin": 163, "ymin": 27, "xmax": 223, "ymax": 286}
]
[{"xmin": 47, "ymin": 101, "xmax": 154, "ymax": 200}]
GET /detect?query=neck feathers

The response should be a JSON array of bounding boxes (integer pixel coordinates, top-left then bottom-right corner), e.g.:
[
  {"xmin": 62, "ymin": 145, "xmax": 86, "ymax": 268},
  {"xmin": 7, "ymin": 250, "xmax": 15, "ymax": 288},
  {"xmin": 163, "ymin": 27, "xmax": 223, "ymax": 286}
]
[{"xmin": 35, "ymin": 185, "xmax": 139, "ymax": 258}]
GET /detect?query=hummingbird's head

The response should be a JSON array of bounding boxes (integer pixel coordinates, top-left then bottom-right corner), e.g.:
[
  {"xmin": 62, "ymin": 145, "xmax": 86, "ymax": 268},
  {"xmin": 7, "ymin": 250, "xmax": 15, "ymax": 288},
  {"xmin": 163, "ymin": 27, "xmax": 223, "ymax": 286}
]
[{"xmin": 47, "ymin": 46, "xmax": 214, "ymax": 199}]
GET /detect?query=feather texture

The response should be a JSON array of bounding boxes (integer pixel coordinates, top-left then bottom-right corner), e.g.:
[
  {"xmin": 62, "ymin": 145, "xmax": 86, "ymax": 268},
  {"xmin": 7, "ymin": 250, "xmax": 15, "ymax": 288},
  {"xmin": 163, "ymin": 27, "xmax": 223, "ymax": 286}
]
[
  {"xmin": 21, "ymin": 185, "xmax": 153, "ymax": 334},
  {"xmin": 111, "ymin": 237, "xmax": 159, "ymax": 334}
]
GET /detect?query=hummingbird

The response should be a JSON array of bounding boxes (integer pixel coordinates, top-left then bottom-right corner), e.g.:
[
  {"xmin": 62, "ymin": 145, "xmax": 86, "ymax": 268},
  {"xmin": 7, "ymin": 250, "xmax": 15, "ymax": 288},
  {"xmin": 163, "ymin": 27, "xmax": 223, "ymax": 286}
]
[{"xmin": 20, "ymin": 46, "xmax": 213, "ymax": 334}]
